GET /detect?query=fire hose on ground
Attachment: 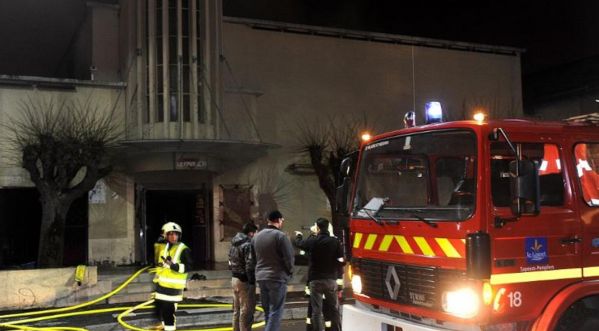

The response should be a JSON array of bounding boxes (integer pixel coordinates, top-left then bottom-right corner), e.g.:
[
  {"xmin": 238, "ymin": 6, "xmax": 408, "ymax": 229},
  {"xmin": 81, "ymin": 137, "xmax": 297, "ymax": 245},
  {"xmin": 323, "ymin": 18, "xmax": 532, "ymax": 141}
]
[{"xmin": 0, "ymin": 266, "xmax": 266, "ymax": 331}]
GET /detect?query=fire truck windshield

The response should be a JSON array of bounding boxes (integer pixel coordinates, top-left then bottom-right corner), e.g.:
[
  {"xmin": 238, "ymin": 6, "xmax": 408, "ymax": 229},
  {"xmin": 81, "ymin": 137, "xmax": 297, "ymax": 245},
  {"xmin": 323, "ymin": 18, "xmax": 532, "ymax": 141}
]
[{"xmin": 354, "ymin": 130, "xmax": 477, "ymax": 221}]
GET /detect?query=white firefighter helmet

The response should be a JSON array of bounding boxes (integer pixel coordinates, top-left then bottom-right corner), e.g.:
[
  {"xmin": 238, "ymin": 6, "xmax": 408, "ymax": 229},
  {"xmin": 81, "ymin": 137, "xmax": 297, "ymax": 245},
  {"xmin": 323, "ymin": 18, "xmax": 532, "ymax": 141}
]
[{"xmin": 162, "ymin": 222, "xmax": 182, "ymax": 236}]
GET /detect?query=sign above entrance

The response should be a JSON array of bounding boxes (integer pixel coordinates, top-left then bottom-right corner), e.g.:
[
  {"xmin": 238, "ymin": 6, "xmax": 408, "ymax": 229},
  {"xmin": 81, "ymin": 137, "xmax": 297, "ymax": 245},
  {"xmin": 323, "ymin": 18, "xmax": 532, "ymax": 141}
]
[{"xmin": 175, "ymin": 153, "xmax": 207, "ymax": 170}]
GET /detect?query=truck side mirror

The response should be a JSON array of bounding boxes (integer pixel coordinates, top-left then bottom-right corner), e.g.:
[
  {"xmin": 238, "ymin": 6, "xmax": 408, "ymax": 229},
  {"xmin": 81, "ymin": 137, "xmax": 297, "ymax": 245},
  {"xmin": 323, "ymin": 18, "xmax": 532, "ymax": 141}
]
[
  {"xmin": 336, "ymin": 177, "xmax": 351, "ymax": 216},
  {"xmin": 336, "ymin": 156, "xmax": 355, "ymax": 216},
  {"xmin": 509, "ymin": 159, "xmax": 540, "ymax": 216}
]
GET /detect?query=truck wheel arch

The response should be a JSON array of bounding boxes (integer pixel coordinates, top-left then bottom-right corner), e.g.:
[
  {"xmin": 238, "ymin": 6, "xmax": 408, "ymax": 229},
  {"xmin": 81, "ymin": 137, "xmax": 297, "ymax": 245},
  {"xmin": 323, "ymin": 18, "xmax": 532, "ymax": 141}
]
[{"xmin": 532, "ymin": 280, "xmax": 599, "ymax": 331}]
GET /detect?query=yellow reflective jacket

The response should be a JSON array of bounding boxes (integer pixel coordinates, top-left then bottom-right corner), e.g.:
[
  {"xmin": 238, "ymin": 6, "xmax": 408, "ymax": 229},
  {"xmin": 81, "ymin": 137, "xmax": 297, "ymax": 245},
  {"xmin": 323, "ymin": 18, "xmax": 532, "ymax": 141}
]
[{"xmin": 154, "ymin": 242, "xmax": 189, "ymax": 291}]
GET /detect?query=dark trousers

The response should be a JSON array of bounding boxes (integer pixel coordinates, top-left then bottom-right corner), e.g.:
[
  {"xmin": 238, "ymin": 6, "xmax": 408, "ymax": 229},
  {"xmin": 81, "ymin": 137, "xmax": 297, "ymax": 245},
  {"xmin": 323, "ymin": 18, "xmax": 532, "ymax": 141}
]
[
  {"xmin": 309, "ymin": 279, "xmax": 341, "ymax": 331},
  {"xmin": 155, "ymin": 299, "xmax": 177, "ymax": 330},
  {"xmin": 307, "ymin": 298, "xmax": 340, "ymax": 331}
]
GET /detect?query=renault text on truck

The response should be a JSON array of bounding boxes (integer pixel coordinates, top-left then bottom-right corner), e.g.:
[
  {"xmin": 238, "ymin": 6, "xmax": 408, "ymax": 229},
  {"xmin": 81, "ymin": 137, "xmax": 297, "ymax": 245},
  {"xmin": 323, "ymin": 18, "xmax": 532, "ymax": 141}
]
[{"xmin": 338, "ymin": 112, "xmax": 599, "ymax": 331}]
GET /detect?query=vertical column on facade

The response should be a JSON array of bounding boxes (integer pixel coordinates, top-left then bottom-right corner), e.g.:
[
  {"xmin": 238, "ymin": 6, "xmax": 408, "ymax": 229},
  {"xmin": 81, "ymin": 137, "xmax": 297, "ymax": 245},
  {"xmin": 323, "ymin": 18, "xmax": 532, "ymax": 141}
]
[
  {"xmin": 204, "ymin": 0, "xmax": 217, "ymax": 138},
  {"xmin": 202, "ymin": 0, "xmax": 211, "ymax": 136},
  {"xmin": 161, "ymin": 0, "xmax": 169, "ymax": 136},
  {"xmin": 203, "ymin": 0, "xmax": 212, "ymax": 137},
  {"xmin": 190, "ymin": 0, "xmax": 199, "ymax": 138},
  {"xmin": 136, "ymin": 0, "xmax": 145, "ymax": 138},
  {"xmin": 177, "ymin": 0, "xmax": 183, "ymax": 139},
  {"xmin": 147, "ymin": 0, "xmax": 156, "ymax": 127},
  {"xmin": 214, "ymin": 0, "xmax": 223, "ymax": 138},
  {"xmin": 198, "ymin": 0, "xmax": 209, "ymax": 137}
]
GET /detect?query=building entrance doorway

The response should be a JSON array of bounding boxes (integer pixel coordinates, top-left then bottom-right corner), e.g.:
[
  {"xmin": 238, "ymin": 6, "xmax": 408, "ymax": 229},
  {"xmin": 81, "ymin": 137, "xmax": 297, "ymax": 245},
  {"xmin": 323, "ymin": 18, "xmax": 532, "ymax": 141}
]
[{"xmin": 145, "ymin": 189, "xmax": 212, "ymax": 269}]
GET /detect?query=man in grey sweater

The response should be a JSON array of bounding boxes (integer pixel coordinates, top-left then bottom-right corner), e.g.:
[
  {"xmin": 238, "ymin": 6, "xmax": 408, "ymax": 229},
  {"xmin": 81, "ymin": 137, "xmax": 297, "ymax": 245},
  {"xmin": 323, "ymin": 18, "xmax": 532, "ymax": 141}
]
[{"xmin": 254, "ymin": 210, "xmax": 295, "ymax": 331}]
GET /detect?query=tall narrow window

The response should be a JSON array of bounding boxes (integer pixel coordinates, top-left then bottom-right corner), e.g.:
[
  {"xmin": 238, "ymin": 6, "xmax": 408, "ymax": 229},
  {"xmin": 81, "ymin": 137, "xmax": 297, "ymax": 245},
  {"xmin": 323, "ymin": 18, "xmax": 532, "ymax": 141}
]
[
  {"xmin": 182, "ymin": 0, "xmax": 191, "ymax": 122},
  {"xmin": 168, "ymin": 1, "xmax": 178, "ymax": 122},
  {"xmin": 155, "ymin": 0, "xmax": 165, "ymax": 122},
  {"xmin": 146, "ymin": 0, "xmax": 200, "ymax": 125},
  {"xmin": 195, "ymin": 0, "xmax": 205, "ymax": 123}
]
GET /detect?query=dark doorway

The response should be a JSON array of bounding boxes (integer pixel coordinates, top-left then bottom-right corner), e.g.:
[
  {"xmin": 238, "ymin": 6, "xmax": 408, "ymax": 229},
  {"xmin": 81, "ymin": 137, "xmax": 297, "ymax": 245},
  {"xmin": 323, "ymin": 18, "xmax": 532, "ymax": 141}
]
[
  {"xmin": 145, "ymin": 189, "xmax": 212, "ymax": 269},
  {"xmin": 0, "ymin": 188, "xmax": 88, "ymax": 269}
]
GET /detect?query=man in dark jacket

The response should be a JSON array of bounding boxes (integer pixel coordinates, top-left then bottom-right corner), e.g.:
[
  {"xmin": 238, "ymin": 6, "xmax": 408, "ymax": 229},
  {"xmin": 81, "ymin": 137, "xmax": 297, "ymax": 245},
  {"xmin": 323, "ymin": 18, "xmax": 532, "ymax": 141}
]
[
  {"xmin": 229, "ymin": 222, "xmax": 258, "ymax": 331},
  {"xmin": 254, "ymin": 210, "xmax": 295, "ymax": 331},
  {"xmin": 294, "ymin": 218, "xmax": 344, "ymax": 331}
]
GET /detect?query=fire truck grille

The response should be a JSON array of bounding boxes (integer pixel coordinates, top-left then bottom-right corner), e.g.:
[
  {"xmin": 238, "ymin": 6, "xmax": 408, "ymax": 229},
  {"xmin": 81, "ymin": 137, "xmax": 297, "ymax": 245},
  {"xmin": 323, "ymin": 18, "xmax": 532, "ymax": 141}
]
[{"xmin": 352, "ymin": 258, "xmax": 466, "ymax": 310}]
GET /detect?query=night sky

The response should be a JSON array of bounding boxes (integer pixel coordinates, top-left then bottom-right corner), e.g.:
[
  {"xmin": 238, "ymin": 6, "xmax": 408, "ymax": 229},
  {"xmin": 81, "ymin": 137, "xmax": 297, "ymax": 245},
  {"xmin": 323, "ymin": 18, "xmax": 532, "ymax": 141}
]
[{"xmin": 1, "ymin": 0, "xmax": 598, "ymax": 101}]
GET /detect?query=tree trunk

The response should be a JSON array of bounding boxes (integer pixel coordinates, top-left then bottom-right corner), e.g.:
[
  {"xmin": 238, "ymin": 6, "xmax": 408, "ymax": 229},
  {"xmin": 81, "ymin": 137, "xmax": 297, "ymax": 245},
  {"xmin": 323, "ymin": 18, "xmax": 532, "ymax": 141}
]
[{"xmin": 37, "ymin": 197, "xmax": 70, "ymax": 268}]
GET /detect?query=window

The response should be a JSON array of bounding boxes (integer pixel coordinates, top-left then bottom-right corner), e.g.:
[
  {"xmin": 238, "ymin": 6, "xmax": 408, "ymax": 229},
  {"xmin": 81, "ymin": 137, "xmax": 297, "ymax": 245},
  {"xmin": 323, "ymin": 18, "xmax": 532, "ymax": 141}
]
[
  {"xmin": 354, "ymin": 130, "xmax": 477, "ymax": 221},
  {"xmin": 574, "ymin": 143, "xmax": 599, "ymax": 207},
  {"xmin": 147, "ymin": 0, "xmax": 200, "ymax": 124},
  {"xmin": 491, "ymin": 143, "xmax": 564, "ymax": 207}
]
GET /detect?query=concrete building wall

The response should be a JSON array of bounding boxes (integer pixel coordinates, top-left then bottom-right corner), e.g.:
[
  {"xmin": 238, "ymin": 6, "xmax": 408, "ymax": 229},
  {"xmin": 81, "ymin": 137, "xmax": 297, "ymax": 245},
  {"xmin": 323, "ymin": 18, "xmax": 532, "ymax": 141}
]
[
  {"xmin": 0, "ymin": 266, "xmax": 97, "ymax": 310},
  {"xmin": 0, "ymin": 11, "xmax": 525, "ymax": 268},
  {"xmin": 88, "ymin": 174, "xmax": 136, "ymax": 265},
  {"xmin": 214, "ymin": 20, "xmax": 524, "ymax": 253},
  {"xmin": 0, "ymin": 82, "xmax": 131, "ymax": 265},
  {"xmin": 0, "ymin": 84, "xmax": 125, "ymax": 185},
  {"xmin": 222, "ymin": 21, "xmax": 522, "ymax": 146},
  {"xmin": 90, "ymin": 3, "xmax": 120, "ymax": 81}
]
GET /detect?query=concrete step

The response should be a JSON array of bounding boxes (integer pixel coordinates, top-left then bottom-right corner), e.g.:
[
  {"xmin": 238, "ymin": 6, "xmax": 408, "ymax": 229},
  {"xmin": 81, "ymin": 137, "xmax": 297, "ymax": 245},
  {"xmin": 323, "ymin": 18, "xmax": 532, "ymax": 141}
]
[
  {"xmin": 107, "ymin": 292, "xmax": 151, "ymax": 304},
  {"xmin": 98, "ymin": 266, "xmax": 310, "ymax": 305},
  {"xmin": 117, "ymin": 281, "xmax": 155, "ymax": 294},
  {"xmin": 187, "ymin": 277, "xmax": 237, "ymax": 289},
  {"xmin": 54, "ymin": 280, "xmax": 114, "ymax": 307},
  {"xmin": 98, "ymin": 268, "xmax": 233, "ymax": 282},
  {"xmin": 98, "ymin": 271, "xmax": 154, "ymax": 283},
  {"xmin": 104, "ymin": 277, "xmax": 234, "ymax": 296},
  {"xmin": 83, "ymin": 303, "xmax": 310, "ymax": 331},
  {"xmin": 107, "ymin": 283, "xmax": 309, "ymax": 305}
]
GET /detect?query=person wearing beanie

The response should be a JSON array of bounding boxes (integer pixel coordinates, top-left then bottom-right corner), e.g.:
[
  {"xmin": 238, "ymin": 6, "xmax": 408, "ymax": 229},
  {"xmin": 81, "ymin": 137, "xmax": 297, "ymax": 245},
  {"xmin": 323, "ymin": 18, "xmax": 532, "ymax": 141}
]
[{"xmin": 253, "ymin": 210, "xmax": 295, "ymax": 331}]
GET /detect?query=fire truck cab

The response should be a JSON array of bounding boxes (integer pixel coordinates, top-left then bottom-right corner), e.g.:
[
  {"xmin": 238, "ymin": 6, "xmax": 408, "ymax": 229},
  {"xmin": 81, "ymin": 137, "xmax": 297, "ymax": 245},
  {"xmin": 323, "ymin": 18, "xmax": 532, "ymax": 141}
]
[{"xmin": 339, "ymin": 115, "xmax": 599, "ymax": 331}]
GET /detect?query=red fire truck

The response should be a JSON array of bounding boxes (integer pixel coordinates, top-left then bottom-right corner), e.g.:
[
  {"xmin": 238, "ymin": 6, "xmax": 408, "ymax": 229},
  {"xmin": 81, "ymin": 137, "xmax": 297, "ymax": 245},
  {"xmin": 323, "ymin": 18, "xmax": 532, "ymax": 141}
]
[{"xmin": 338, "ymin": 112, "xmax": 599, "ymax": 330}]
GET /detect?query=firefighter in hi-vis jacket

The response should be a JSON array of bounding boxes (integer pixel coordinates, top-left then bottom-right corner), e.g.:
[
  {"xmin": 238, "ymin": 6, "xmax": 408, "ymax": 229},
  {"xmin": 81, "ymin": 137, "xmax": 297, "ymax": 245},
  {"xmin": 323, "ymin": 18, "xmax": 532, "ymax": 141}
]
[
  {"xmin": 295, "ymin": 221, "xmax": 345, "ymax": 331},
  {"xmin": 153, "ymin": 222, "xmax": 192, "ymax": 331}
]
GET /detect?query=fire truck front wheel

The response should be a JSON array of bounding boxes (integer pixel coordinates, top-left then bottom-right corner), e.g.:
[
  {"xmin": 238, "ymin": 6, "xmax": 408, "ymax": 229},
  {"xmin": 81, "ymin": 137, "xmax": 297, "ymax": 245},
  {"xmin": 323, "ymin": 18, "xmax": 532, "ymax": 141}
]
[{"xmin": 555, "ymin": 298, "xmax": 599, "ymax": 331}]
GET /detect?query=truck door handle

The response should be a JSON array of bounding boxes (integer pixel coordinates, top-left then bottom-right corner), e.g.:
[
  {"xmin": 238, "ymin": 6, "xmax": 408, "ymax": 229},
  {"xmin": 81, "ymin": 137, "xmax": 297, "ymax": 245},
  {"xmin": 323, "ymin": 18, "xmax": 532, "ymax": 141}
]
[{"xmin": 561, "ymin": 237, "xmax": 582, "ymax": 245}]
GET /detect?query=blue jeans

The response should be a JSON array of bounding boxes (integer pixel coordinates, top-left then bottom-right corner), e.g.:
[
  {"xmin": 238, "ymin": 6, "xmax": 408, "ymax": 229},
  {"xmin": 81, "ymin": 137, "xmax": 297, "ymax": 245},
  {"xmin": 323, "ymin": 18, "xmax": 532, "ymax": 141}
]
[{"xmin": 258, "ymin": 280, "xmax": 288, "ymax": 331}]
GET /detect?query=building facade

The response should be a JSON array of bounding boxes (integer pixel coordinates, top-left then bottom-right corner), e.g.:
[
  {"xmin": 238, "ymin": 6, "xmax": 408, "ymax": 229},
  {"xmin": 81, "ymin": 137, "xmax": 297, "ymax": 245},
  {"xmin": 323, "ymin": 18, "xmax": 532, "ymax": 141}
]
[{"xmin": 0, "ymin": 0, "xmax": 523, "ymax": 268}]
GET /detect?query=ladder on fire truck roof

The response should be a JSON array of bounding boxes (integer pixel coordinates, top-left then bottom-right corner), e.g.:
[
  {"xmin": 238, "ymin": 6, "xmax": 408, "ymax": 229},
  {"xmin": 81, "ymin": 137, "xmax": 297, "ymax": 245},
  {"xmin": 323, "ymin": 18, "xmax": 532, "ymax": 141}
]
[{"xmin": 564, "ymin": 112, "xmax": 599, "ymax": 125}]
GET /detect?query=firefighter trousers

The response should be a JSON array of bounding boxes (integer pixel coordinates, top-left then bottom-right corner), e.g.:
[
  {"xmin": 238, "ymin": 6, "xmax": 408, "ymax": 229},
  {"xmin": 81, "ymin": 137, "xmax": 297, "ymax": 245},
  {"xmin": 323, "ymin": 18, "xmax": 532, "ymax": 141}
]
[
  {"xmin": 155, "ymin": 299, "xmax": 177, "ymax": 330},
  {"xmin": 308, "ymin": 279, "xmax": 341, "ymax": 331}
]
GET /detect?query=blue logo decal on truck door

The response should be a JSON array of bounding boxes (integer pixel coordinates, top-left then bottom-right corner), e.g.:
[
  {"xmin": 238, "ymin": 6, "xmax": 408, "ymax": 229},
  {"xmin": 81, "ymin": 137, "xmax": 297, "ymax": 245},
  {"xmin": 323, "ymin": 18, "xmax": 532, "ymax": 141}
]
[{"xmin": 525, "ymin": 237, "xmax": 548, "ymax": 264}]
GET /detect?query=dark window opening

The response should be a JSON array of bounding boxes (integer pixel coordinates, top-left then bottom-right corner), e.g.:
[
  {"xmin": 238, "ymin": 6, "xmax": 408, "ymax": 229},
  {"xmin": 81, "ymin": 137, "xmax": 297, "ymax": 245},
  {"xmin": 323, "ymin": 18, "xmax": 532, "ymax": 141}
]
[
  {"xmin": 0, "ymin": 188, "xmax": 87, "ymax": 269},
  {"xmin": 491, "ymin": 142, "xmax": 564, "ymax": 207}
]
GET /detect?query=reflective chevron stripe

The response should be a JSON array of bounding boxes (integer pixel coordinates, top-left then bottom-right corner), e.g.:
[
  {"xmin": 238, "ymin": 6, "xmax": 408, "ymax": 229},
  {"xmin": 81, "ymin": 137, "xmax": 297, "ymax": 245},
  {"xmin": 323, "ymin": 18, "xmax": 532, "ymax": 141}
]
[{"xmin": 352, "ymin": 232, "xmax": 465, "ymax": 258}]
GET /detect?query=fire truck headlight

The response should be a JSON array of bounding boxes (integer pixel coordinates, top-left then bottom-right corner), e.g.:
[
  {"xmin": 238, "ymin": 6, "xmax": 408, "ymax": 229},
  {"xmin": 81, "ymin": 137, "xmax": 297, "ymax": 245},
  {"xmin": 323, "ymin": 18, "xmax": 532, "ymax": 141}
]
[
  {"xmin": 442, "ymin": 288, "xmax": 480, "ymax": 318},
  {"xmin": 351, "ymin": 275, "xmax": 363, "ymax": 294}
]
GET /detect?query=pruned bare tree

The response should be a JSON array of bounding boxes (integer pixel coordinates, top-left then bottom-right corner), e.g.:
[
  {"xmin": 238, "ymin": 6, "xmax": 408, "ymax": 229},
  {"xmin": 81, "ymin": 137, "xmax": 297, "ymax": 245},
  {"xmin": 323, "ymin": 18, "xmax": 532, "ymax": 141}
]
[
  {"xmin": 250, "ymin": 165, "xmax": 293, "ymax": 224},
  {"xmin": 6, "ymin": 95, "xmax": 122, "ymax": 267},
  {"xmin": 296, "ymin": 114, "xmax": 370, "ymax": 229}
]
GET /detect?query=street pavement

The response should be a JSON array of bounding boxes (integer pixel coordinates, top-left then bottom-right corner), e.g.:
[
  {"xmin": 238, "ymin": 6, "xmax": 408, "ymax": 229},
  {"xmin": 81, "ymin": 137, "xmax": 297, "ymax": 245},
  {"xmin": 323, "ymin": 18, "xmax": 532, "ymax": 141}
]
[{"xmin": 0, "ymin": 296, "xmax": 351, "ymax": 330}]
